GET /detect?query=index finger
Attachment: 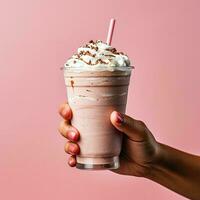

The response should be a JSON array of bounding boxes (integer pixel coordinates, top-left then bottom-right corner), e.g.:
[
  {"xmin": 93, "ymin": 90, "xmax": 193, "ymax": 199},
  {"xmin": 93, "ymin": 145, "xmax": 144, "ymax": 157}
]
[{"xmin": 58, "ymin": 102, "xmax": 72, "ymax": 120}]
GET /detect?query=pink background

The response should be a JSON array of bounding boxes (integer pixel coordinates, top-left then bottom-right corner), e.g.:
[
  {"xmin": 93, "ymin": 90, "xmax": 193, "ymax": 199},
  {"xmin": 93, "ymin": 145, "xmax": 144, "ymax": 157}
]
[{"xmin": 1, "ymin": 0, "xmax": 200, "ymax": 199}]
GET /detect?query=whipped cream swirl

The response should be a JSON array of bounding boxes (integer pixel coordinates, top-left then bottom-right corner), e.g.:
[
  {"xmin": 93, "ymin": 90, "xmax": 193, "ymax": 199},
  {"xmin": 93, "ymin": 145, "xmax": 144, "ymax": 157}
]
[{"xmin": 64, "ymin": 40, "xmax": 131, "ymax": 71}]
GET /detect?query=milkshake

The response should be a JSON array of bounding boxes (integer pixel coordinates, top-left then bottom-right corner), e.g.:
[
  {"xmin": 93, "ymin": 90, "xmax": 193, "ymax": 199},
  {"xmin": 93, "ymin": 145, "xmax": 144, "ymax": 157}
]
[{"xmin": 64, "ymin": 40, "xmax": 132, "ymax": 170}]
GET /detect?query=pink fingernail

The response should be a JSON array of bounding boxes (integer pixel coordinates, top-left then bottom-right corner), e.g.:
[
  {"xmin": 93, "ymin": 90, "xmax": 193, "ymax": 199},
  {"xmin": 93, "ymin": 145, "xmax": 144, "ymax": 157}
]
[
  {"xmin": 68, "ymin": 131, "xmax": 78, "ymax": 140},
  {"xmin": 116, "ymin": 112, "xmax": 124, "ymax": 124},
  {"xmin": 61, "ymin": 108, "xmax": 67, "ymax": 116},
  {"xmin": 62, "ymin": 107, "xmax": 71, "ymax": 118},
  {"xmin": 69, "ymin": 159, "xmax": 76, "ymax": 166},
  {"xmin": 69, "ymin": 145, "xmax": 76, "ymax": 153}
]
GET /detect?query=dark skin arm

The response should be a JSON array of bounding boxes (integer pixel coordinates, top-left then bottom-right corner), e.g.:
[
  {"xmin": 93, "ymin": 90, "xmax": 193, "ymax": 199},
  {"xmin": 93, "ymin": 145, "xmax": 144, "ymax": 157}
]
[{"xmin": 58, "ymin": 103, "xmax": 200, "ymax": 200}]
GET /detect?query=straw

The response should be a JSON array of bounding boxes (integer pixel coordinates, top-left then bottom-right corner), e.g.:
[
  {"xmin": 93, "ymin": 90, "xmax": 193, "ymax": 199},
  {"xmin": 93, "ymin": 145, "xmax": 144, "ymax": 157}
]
[{"xmin": 106, "ymin": 18, "xmax": 116, "ymax": 45}]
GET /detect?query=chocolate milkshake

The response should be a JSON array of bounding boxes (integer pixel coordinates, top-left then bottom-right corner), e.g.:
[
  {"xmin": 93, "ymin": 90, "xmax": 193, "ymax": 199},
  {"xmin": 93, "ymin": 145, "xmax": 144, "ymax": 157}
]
[{"xmin": 64, "ymin": 40, "xmax": 132, "ymax": 170}]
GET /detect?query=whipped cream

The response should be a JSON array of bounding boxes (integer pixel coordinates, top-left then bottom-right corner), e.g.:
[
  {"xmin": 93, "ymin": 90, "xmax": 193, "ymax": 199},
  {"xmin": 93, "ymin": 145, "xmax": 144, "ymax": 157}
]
[{"xmin": 64, "ymin": 40, "xmax": 131, "ymax": 71}]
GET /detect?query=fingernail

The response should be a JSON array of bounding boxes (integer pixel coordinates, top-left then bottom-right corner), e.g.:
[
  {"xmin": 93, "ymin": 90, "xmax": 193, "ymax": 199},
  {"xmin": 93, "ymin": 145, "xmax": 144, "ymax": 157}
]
[
  {"xmin": 69, "ymin": 144, "xmax": 77, "ymax": 153},
  {"xmin": 62, "ymin": 107, "xmax": 70, "ymax": 118},
  {"xmin": 61, "ymin": 108, "xmax": 67, "ymax": 116},
  {"xmin": 69, "ymin": 159, "xmax": 76, "ymax": 166},
  {"xmin": 116, "ymin": 112, "xmax": 124, "ymax": 124},
  {"xmin": 68, "ymin": 131, "xmax": 78, "ymax": 140}
]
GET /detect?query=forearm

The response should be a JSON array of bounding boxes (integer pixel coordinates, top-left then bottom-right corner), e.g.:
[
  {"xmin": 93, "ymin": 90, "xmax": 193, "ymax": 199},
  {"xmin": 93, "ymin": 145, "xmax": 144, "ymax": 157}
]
[{"xmin": 147, "ymin": 143, "xmax": 200, "ymax": 200}]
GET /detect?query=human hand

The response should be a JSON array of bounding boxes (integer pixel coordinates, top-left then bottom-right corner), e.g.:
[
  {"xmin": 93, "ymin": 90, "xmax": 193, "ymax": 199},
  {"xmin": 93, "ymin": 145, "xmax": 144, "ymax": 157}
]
[
  {"xmin": 58, "ymin": 103, "xmax": 80, "ymax": 167},
  {"xmin": 58, "ymin": 103, "xmax": 200, "ymax": 199},
  {"xmin": 109, "ymin": 111, "xmax": 159, "ymax": 177},
  {"xmin": 58, "ymin": 103, "xmax": 159, "ymax": 177}
]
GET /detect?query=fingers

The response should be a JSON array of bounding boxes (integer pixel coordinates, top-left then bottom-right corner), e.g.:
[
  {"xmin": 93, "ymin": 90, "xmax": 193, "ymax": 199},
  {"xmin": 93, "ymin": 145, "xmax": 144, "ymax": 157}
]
[
  {"xmin": 110, "ymin": 111, "xmax": 148, "ymax": 142},
  {"xmin": 58, "ymin": 120, "xmax": 80, "ymax": 142},
  {"xmin": 68, "ymin": 156, "xmax": 77, "ymax": 167},
  {"xmin": 65, "ymin": 142, "xmax": 80, "ymax": 155},
  {"xmin": 59, "ymin": 103, "xmax": 72, "ymax": 120},
  {"xmin": 59, "ymin": 103, "xmax": 79, "ymax": 168},
  {"xmin": 64, "ymin": 138, "xmax": 79, "ymax": 168}
]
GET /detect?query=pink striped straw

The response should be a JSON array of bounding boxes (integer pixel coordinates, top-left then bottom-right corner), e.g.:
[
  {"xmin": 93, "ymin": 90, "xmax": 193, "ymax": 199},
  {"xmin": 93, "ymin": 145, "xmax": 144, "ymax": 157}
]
[{"xmin": 106, "ymin": 18, "xmax": 116, "ymax": 45}]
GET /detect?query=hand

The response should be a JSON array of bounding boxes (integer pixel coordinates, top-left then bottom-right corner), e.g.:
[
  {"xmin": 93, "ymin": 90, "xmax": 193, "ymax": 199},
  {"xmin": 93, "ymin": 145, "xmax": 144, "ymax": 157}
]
[
  {"xmin": 110, "ymin": 111, "xmax": 159, "ymax": 177},
  {"xmin": 58, "ymin": 103, "xmax": 80, "ymax": 167},
  {"xmin": 58, "ymin": 103, "xmax": 200, "ymax": 199},
  {"xmin": 58, "ymin": 103, "xmax": 160, "ymax": 177}
]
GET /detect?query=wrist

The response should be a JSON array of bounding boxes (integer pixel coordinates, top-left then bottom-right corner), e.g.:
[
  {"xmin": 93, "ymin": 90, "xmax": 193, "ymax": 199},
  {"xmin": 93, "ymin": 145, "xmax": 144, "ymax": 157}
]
[
  {"xmin": 144, "ymin": 142, "xmax": 166, "ymax": 179},
  {"xmin": 154, "ymin": 142, "xmax": 166, "ymax": 166}
]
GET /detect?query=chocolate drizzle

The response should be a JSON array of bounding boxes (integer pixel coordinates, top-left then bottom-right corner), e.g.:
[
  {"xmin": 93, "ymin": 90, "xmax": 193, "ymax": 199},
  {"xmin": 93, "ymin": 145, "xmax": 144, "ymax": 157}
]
[
  {"xmin": 96, "ymin": 59, "xmax": 107, "ymax": 65},
  {"xmin": 91, "ymin": 46, "xmax": 98, "ymax": 51},
  {"xmin": 79, "ymin": 57, "xmax": 108, "ymax": 65},
  {"xmin": 89, "ymin": 40, "xmax": 94, "ymax": 44},
  {"xmin": 65, "ymin": 40, "xmax": 130, "ymax": 67},
  {"xmin": 70, "ymin": 80, "xmax": 74, "ymax": 88},
  {"xmin": 108, "ymin": 48, "xmax": 121, "ymax": 55},
  {"xmin": 111, "ymin": 48, "xmax": 117, "ymax": 53},
  {"xmin": 105, "ymin": 54, "xmax": 115, "ymax": 57},
  {"xmin": 79, "ymin": 50, "xmax": 96, "ymax": 57}
]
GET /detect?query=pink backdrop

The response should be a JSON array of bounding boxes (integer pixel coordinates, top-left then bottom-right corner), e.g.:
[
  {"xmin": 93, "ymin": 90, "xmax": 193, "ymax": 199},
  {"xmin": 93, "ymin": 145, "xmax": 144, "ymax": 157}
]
[{"xmin": 1, "ymin": 0, "xmax": 200, "ymax": 199}]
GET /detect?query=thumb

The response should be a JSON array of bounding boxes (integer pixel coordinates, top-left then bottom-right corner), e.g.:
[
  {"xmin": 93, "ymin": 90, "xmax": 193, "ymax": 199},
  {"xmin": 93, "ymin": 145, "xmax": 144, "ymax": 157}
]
[{"xmin": 110, "ymin": 111, "xmax": 148, "ymax": 142}]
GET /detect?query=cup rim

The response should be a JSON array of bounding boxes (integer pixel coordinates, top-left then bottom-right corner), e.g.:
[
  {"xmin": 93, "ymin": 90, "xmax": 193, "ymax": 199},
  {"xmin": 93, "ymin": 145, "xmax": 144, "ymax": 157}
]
[{"xmin": 60, "ymin": 66, "xmax": 134, "ymax": 71}]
